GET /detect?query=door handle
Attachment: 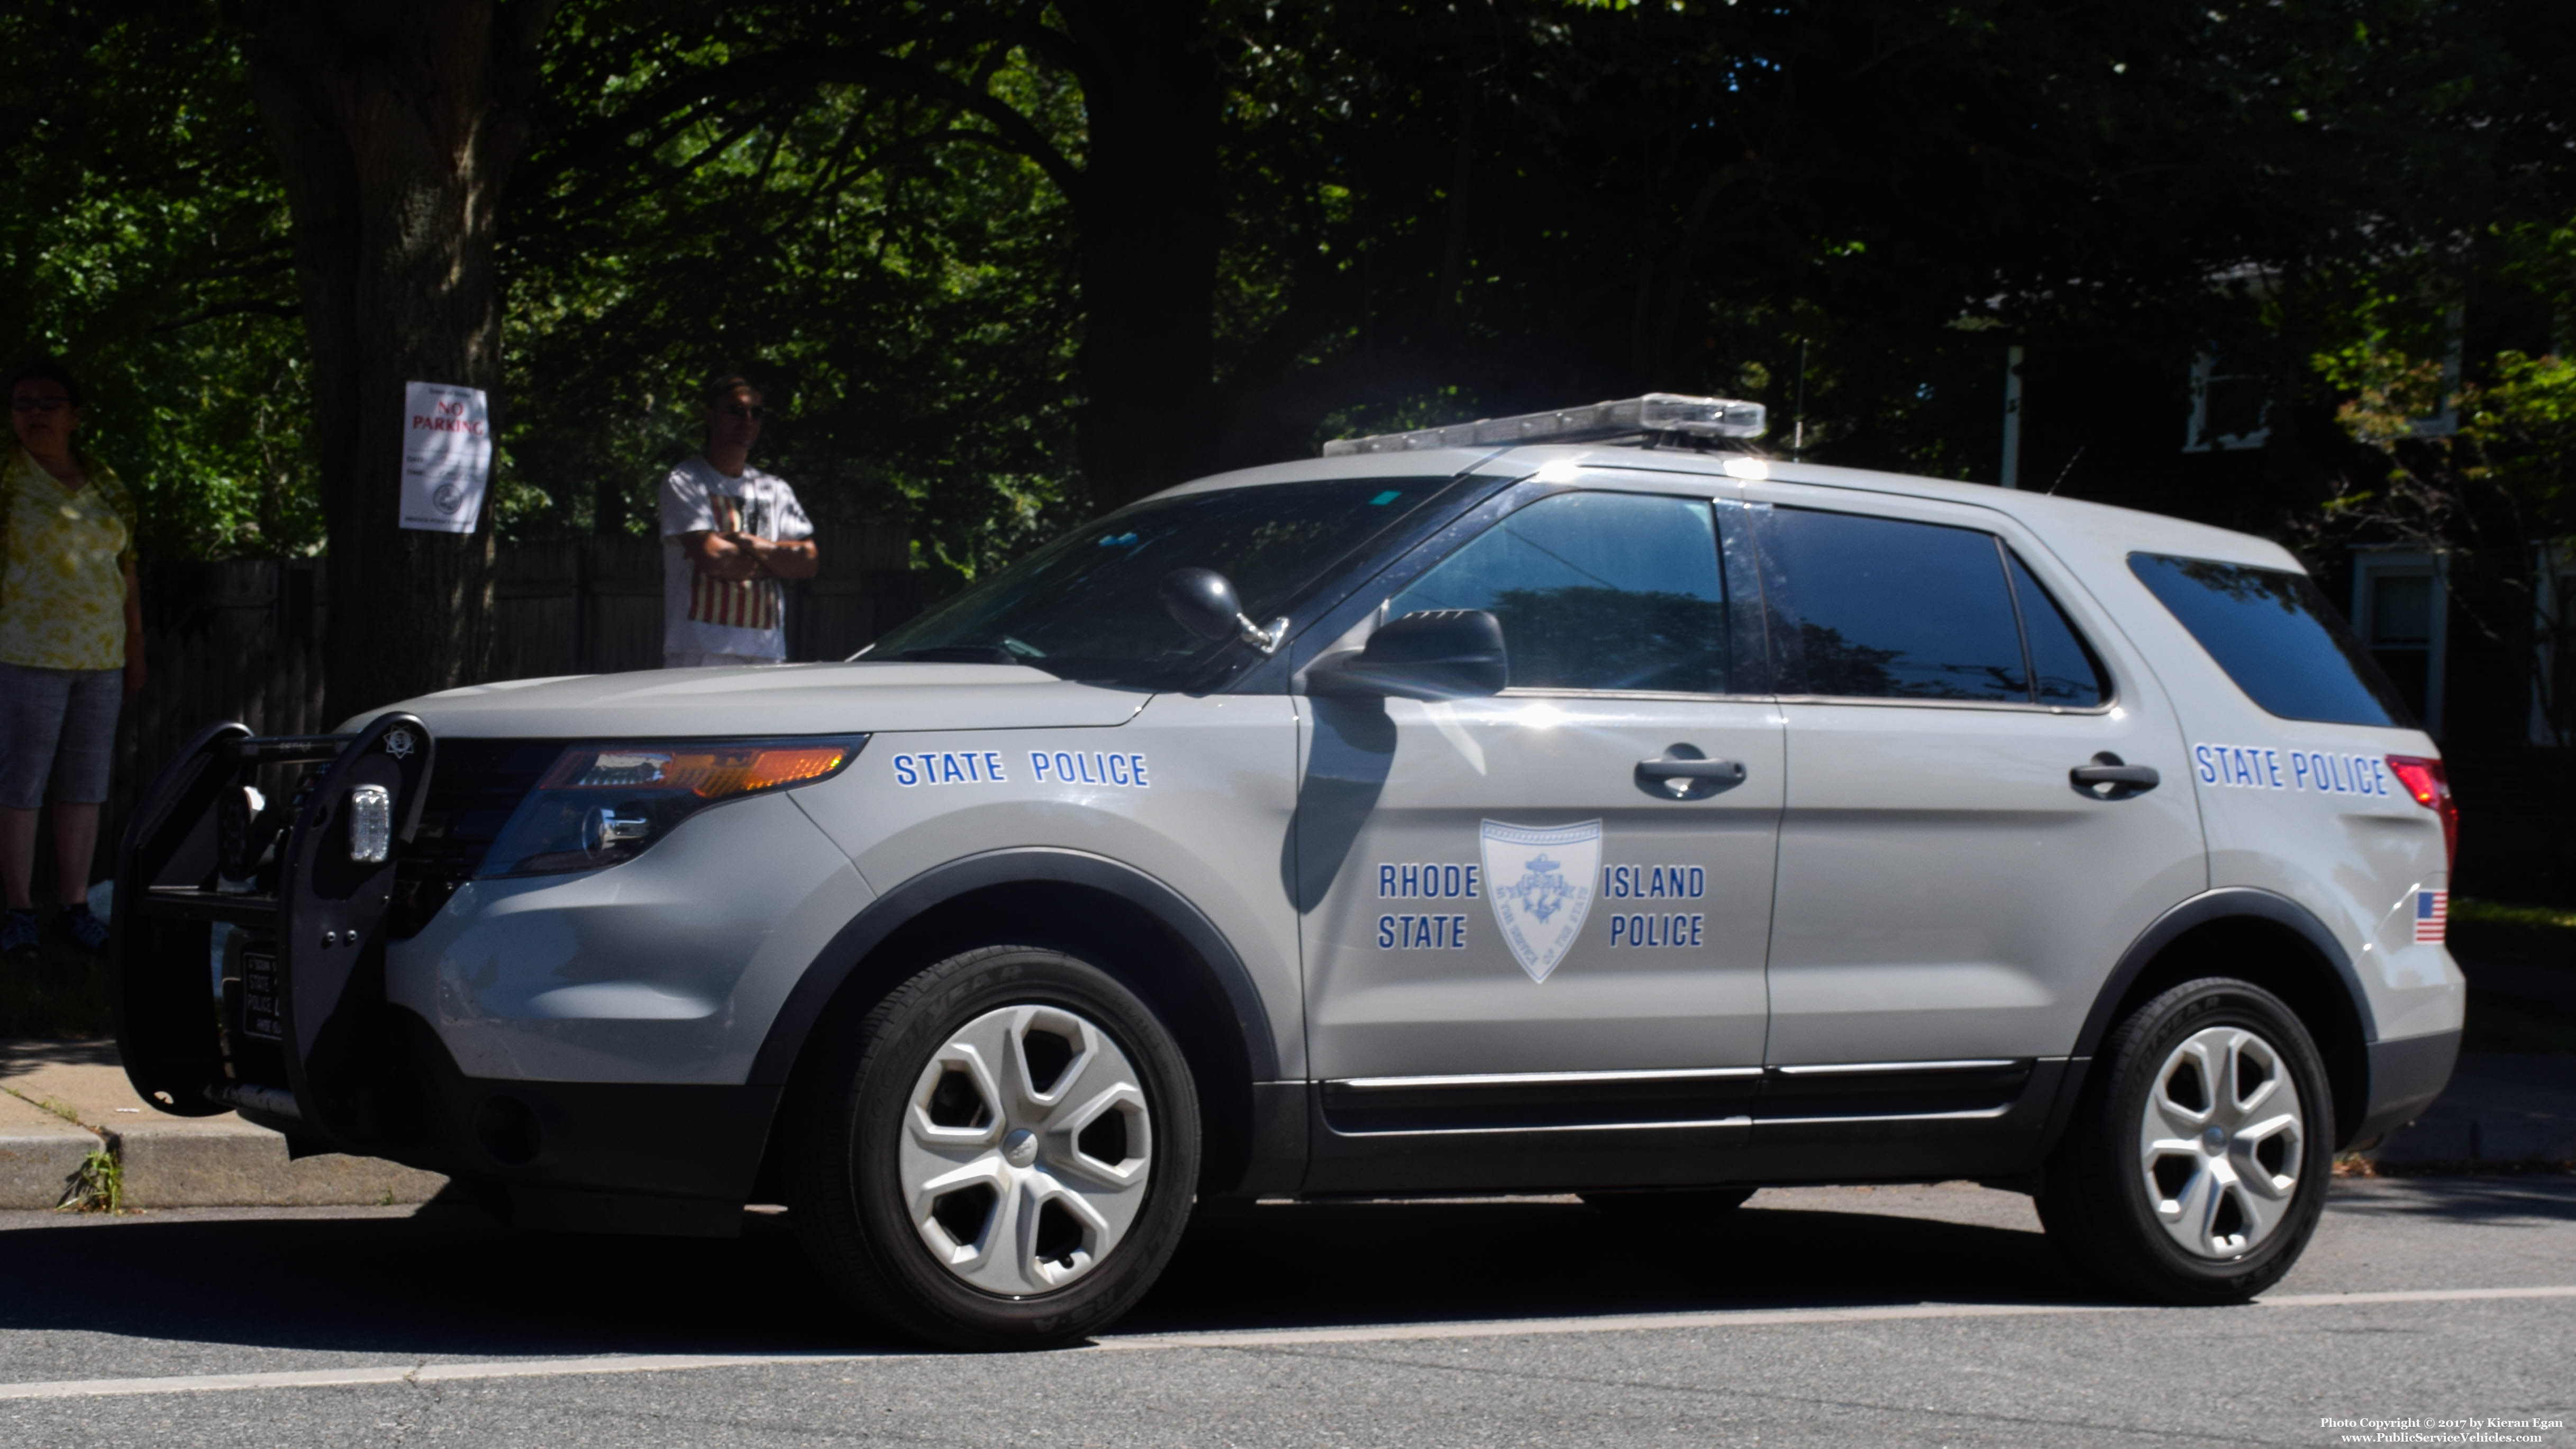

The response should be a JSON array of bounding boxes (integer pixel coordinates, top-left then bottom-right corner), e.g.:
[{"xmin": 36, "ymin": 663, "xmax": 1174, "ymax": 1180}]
[
  {"xmin": 2071, "ymin": 752, "xmax": 2159, "ymax": 799},
  {"xmin": 1636, "ymin": 752, "xmax": 1746, "ymax": 801},
  {"xmin": 1640, "ymin": 759, "xmax": 1745, "ymax": 780}
]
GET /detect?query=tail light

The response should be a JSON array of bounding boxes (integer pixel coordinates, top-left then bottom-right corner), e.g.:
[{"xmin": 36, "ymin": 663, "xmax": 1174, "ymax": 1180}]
[{"xmin": 2385, "ymin": 755, "xmax": 2457, "ymax": 872}]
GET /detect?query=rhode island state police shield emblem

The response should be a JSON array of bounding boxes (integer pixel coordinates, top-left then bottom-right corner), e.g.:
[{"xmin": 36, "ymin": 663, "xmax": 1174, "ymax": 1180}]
[{"xmin": 1479, "ymin": 819, "xmax": 1601, "ymax": 983}]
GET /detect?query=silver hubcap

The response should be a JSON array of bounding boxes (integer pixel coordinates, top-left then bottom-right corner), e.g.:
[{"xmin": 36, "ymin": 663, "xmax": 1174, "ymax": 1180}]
[
  {"xmin": 2138, "ymin": 1025, "xmax": 2306, "ymax": 1259},
  {"xmin": 898, "ymin": 1004, "xmax": 1153, "ymax": 1296}
]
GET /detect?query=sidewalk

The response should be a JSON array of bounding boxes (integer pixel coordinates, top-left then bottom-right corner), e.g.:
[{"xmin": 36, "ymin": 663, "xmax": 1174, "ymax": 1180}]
[{"xmin": 0, "ymin": 1039, "xmax": 445, "ymax": 1210}]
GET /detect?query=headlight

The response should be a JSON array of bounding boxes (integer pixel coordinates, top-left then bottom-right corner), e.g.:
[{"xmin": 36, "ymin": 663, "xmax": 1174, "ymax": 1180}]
[{"xmin": 478, "ymin": 738, "xmax": 861, "ymax": 877}]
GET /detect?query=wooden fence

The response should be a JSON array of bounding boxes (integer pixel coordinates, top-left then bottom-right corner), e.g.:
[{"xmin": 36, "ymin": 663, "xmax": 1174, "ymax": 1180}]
[
  {"xmin": 484, "ymin": 522, "xmax": 915, "ymax": 679},
  {"xmin": 85, "ymin": 523, "xmax": 918, "ymax": 892}
]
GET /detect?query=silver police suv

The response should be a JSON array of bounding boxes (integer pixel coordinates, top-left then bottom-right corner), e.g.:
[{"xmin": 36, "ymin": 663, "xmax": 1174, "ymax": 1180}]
[{"xmin": 114, "ymin": 395, "xmax": 2462, "ymax": 1347}]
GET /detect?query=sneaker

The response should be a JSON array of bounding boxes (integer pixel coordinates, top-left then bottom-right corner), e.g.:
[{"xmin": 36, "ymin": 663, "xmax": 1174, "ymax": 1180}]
[
  {"xmin": 58, "ymin": 903, "xmax": 108, "ymax": 954},
  {"xmin": 1, "ymin": 909, "xmax": 34, "ymax": 956}
]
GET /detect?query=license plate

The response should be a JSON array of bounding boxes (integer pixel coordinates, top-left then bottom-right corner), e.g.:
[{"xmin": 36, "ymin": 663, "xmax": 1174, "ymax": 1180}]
[{"xmin": 240, "ymin": 949, "xmax": 283, "ymax": 1042}]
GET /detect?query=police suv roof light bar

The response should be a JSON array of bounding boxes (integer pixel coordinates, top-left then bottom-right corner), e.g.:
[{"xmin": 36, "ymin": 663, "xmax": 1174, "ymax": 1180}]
[{"xmin": 1321, "ymin": 393, "xmax": 1767, "ymax": 457}]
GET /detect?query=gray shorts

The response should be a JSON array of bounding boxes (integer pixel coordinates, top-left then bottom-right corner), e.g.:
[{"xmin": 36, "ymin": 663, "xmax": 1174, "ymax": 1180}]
[{"xmin": 0, "ymin": 662, "xmax": 122, "ymax": 809}]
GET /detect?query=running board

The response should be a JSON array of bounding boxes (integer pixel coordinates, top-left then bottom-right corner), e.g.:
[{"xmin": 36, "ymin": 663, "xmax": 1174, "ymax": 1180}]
[{"xmin": 1319, "ymin": 1059, "xmax": 2035, "ymax": 1135}]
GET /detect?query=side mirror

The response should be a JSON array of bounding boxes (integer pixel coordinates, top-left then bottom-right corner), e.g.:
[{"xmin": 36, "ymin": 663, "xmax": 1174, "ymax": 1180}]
[
  {"xmin": 1160, "ymin": 567, "xmax": 1243, "ymax": 642},
  {"xmin": 1310, "ymin": 609, "xmax": 1507, "ymax": 700},
  {"xmin": 1160, "ymin": 568, "xmax": 1287, "ymax": 655}
]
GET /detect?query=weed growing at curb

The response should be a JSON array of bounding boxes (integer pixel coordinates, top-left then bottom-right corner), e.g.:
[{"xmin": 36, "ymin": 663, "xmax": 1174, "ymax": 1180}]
[
  {"xmin": 58, "ymin": 1145, "xmax": 121, "ymax": 1213},
  {"xmin": 6, "ymin": 1085, "xmax": 126, "ymax": 1211},
  {"xmin": 0, "ymin": 1085, "xmax": 83, "ymax": 1124}
]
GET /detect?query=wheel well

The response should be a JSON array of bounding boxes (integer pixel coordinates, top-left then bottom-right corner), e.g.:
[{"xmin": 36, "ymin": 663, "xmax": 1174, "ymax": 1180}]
[
  {"xmin": 751, "ymin": 880, "xmax": 1259, "ymax": 1200},
  {"xmin": 2094, "ymin": 915, "xmax": 2370, "ymax": 1148}
]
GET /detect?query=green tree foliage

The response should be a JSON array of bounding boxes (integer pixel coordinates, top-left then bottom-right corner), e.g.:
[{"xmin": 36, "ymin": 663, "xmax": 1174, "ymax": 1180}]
[
  {"xmin": 1206, "ymin": 0, "xmax": 2529, "ymax": 479},
  {"xmin": 0, "ymin": 3, "xmax": 314, "ymax": 561},
  {"xmin": 502, "ymin": 5, "xmax": 1089, "ymax": 575},
  {"xmin": 10, "ymin": 0, "xmax": 2575, "ymax": 599},
  {"xmin": 2313, "ymin": 236, "xmax": 2576, "ymax": 735}
]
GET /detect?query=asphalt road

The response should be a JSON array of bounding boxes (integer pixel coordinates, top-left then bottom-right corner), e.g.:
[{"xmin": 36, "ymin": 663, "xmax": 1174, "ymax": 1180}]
[{"xmin": 1, "ymin": 1177, "xmax": 2570, "ymax": 1447}]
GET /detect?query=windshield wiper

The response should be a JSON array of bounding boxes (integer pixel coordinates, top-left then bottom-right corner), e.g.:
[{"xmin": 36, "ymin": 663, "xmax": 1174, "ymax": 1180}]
[{"xmin": 896, "ymin": 645, "xmax": 1021, "ymax": 665}]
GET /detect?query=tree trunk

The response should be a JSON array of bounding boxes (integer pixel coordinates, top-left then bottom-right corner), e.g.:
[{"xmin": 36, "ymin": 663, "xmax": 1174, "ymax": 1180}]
[
  {"xmin": 1059, "ymin": 0, "xmax": 1226, "ymax": 513},
  {"xmin": 245, "ymin": 2, "xmax": 557, "ymax": 723}
]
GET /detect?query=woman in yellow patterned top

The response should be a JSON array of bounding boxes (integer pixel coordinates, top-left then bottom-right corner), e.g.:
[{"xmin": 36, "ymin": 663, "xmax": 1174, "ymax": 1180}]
[{"xmin": 1, "ymin": 360, "xmax": 143, "ymax": 956}]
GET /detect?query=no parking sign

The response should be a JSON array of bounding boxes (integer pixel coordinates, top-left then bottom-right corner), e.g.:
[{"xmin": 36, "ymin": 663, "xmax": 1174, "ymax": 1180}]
[{"xmin": 399, "ymin": 381, "xmax": 490, "ymax": 533}]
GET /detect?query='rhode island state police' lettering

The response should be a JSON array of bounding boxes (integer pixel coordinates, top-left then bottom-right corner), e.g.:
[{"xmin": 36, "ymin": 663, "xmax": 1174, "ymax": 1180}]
[
  {"xmin": 1377, "ymin": 863, "xmax": 1481, "ymax": 898},
  {"xmin": 1608, "ymin": 913, "xmax": 1705, "ymax": 948},
  {"xmin": 891, "ymin": 751, "xmax": 1008, "ymax": 787},
  {"xmin": 1029, "ymin": 750, "xmax": 1151, "ymax": 788},
  {"xmin": 2192, "ymin": 743, "xmax": 2390, "ymax": 797},
  {"xmin": 1601, "ymin": 863, "xmax": 1706, "ymax": 899},
  {"xmin": 1377, "ymin": 913, "xmax": 1469, "ymax": 949}
]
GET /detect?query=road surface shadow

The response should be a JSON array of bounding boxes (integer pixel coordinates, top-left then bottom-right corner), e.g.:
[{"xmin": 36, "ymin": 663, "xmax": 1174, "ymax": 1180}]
[
  {"xmin": 2323, "ymin": 1174, "xmax": 2576, "ymax": 1225},
  {"xmin": 1125, "ymin": 1195, "xmax": 2091, "ymax": 1333},
  {"xmin": 0, "ymin": 1192, "xmax": 2101, "ymax": 1363}
]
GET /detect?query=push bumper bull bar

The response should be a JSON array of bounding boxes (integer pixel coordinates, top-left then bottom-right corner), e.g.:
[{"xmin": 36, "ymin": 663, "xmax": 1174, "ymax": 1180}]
[{"xmin": 111, "ymin": 714, "xmax": 434, "ymax": 1142}]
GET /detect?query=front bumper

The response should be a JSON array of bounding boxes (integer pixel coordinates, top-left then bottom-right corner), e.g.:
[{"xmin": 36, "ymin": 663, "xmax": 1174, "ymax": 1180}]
[{"xmin": 111, "ymin": 717, "xmax": 858, "ymax": 1216}]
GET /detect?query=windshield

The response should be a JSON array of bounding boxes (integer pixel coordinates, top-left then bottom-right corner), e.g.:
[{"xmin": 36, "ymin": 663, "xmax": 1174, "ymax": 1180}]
[{"xmin": 867, "ymin": 477, "xmax": 1455, "ymax": 687}]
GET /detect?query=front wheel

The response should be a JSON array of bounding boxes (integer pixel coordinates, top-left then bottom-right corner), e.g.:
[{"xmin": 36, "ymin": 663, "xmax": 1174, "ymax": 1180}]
[
  {"xmin": 2038, "ymin": 977, "xmax": 2333, "ymax": 1304},
  {"xmin": 793, "ymin": 946, "xmax": 1202, "ymax": 1348}
]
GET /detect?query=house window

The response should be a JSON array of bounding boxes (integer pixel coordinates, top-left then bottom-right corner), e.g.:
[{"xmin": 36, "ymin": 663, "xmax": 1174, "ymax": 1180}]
[
  {"xmin": 2404, "ymin": 303, "xmax": 2467, "ymax": 440},
  {"xmin": 2352, "ymin": 549, "xmax": 2444, "ymax": 735},
  {"xmin": 2186, "ymin": 340, "xmax": 2272, "ymax": 451}
]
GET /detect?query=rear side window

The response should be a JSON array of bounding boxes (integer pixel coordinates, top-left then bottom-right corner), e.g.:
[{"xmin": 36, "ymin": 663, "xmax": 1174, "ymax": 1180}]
[
  {"xmin": 1753, "ymin": 508, "xmax": 2032, "ymax": 702},
  {"xmin": 2127, "ymin": 553, "xmax": 2413, "ymax": 727}
]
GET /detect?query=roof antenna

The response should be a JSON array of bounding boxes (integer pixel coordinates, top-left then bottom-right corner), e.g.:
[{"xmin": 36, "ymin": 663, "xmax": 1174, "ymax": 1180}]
[
  {"xmin": 1791, "ymin": 339, "xmax": 1808, "ymax": 460},
  {"xmin": 2046, "ymin": 444, "xmax": 2086, "ymax": 496}
]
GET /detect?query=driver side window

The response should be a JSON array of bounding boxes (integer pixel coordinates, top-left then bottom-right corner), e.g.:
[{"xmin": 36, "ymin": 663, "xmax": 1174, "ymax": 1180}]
[{"xmin": 1386, "ymin": 490, "xmax": 1749, "ymax": 694}]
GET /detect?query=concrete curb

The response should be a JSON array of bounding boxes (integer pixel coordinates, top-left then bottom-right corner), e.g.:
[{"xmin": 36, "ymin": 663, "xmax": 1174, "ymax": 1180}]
[
  {"xmin": 111, "ymin": 1122, "xmax": 450, "ymax": 1209},
  {"xmin": 0, "ymin": 1091, "xmax": 98, "ymax": 1210},
  {"xmin": 1, "ymin": 1040, "xmax": 446, "ymax": 1210}
]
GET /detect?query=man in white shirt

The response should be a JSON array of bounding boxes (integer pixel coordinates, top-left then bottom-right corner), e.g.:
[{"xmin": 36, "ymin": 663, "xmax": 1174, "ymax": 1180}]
[{"xmin": 660, "ymin": 376, "xmax": 818, "ymax": 667}]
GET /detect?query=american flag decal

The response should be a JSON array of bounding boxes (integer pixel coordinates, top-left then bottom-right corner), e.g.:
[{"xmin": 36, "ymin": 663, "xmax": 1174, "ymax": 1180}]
[
  {"xmin": 687, "ymin": 491, "xmax": 780, "ymax": 631},
  {"xmin": 2414, "ymin": 889, "xmax": 2448, "ymax": 945}
]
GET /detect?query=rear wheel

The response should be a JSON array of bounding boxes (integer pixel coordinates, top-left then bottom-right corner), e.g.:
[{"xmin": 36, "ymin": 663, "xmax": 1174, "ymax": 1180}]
[
  {"xmin": 2038, "ymin": 977, "xmax": 2332, "ymax": 1304},
  {"xmin": 793, "ymin": 945, "xmax": 1201, "ymax": 1348}
]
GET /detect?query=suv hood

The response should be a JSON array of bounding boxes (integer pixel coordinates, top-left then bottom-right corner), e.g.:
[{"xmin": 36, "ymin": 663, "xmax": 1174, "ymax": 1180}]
[{"xmin": 358, "ymin": 662, "xmax": 1150, "ymax": 740}]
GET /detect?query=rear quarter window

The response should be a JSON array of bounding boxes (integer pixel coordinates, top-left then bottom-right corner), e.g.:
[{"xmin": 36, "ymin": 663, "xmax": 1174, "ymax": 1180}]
[{"xmin": 2127, "ymin": 553, "xmax": 2415, "ymax": 728}]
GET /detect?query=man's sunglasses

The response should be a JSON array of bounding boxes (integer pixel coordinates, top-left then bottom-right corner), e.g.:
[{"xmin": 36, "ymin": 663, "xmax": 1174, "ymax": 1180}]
[{"xmin": 11, "ymin": 396, "xmax": 72, "ymax": 414}]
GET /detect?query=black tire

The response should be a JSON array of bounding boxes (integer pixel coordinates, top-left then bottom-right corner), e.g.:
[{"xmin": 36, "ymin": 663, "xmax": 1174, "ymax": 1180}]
[
  {"xmin": 1580, "ymin": 1187, "xmax": 1756, "ymax": 1219},
  {"xmin": 791, "ymin": 945, "xmax": 1202, "ymax": 1348},
  {"xmin": 2038, "ymin": 977, "xmax": 2334, "ymax": 1305}
]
